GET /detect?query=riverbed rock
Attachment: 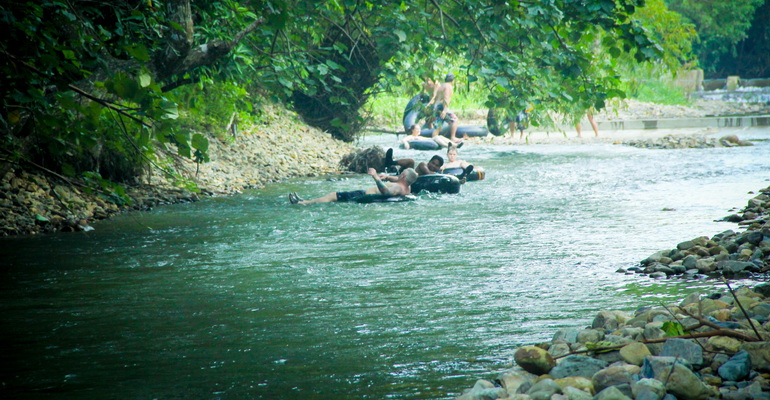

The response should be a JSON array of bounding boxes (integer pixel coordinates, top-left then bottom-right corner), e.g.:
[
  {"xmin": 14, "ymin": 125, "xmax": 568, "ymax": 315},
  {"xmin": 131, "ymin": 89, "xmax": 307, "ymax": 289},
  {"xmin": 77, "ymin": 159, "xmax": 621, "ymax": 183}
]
[
  {"xmin": 514, "ymin": 346, "xmax": 555, "ymax": 375},
  {"xmin": 455, "ymin": 379, "xmax": 507, "ymax": 400},
  {"xmin": 739, "ymin": 342, "xmax": 770, "ymax": 372},
  {"xmin": 526, "ymin": 378, "xmax": 562, "ymax": 400},
  {"xmin": 660, "ymin": 338, "xmax": 704, "ymax": 368},
  {"xmin": 619, "ymin": 342, "xmax": 651, "ymax": 365},
  {"xmin": 592, "ymin": 364, "xmax": 640, "ymax": 393},
  {"xmin": 718, "ymin": 350, "xmax": 752, "ymax": 381},
  {"xmin": 550, "ymin": 355, "xmax": 608, "ymax": 379}
]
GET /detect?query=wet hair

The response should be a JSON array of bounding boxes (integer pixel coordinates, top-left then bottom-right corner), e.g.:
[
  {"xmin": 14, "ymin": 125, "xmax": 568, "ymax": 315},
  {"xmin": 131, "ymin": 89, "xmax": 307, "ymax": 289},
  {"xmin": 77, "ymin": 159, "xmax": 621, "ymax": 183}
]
[
  {"xmin": 402, "ymin": 168, "xmax": 418, "ymax": 184},
  {"xmin": 410, "ymin": 124, "xmax": 420, "ymax": 133},
  {"xmin": 447, "ymin": 146, "xmax": 458, "ymax": 155},
  {"xmin": 445, "ymin": 73, "xmax": 455, "ymax": 82},
  {"xmin": 429, "ymin": 155, "xmax": 444, "ymax": 166}
]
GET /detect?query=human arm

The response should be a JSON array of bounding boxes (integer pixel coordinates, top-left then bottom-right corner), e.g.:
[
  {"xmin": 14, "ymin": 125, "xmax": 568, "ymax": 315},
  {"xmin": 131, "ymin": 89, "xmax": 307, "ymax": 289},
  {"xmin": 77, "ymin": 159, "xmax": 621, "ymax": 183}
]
[
  {"xmin": 368, "ymin": 168, "xmax": 390, "ymax": 194},
  {"xmin": 378, "ymin": 174, "xmax": 399, "ymax": 182}
]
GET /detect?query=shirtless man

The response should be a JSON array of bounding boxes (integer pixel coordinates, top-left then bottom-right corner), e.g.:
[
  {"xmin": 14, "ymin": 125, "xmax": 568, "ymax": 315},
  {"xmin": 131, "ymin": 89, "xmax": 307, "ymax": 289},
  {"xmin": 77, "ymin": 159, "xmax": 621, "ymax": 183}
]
[
  {"xmin": 289, "ymin": 168, "xmax": 418, "ymax": 204},
  {"xmin": 428, "ymin": 73, "xmax": 455, "ymax": 107}
]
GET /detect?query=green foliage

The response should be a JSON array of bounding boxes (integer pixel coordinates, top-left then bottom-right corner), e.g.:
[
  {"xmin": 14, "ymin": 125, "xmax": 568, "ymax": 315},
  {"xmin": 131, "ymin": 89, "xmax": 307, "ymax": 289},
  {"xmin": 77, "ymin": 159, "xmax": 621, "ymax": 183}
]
[
  {"xmin": 2, "ymin": 0, "xmax": 668, "ymax": 187},
  {"xmin": 662, "ymin": 321, "xmax": 686, "ymax": 337},
  {"xmin": 667, "ymin": 0, "xmax": 765, "ymax": 76}
]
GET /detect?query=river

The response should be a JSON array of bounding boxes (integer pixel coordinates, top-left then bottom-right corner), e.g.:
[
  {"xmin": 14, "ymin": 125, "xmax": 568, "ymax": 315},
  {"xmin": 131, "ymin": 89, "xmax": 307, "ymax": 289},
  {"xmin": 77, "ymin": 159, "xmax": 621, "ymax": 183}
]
[{"xmin": 1, "ymin": 127, "xmax": 769, "ymax": 399}]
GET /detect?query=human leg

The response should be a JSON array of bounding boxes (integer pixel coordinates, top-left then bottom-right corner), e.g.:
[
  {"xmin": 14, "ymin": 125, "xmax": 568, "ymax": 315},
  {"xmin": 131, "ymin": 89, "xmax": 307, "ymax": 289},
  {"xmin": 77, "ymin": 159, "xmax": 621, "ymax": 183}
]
[
  {"xmin": 587, "ymin": 112, "xmax": 598, "ymax": 136},
  {"xmin": 293, "ymin": 191, "xmax": 339, "ymax": 204},
  {"xmin": 433, "ymin": 135, "xmax": 451, "ymax": 148}
]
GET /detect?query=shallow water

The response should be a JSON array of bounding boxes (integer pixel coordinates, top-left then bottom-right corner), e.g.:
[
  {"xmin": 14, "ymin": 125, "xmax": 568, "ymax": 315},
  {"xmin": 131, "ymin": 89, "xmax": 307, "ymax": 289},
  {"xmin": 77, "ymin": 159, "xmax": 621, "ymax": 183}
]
[{"xmin": 1, "ymin": 127, "xmax": 769, "ymax": 399}]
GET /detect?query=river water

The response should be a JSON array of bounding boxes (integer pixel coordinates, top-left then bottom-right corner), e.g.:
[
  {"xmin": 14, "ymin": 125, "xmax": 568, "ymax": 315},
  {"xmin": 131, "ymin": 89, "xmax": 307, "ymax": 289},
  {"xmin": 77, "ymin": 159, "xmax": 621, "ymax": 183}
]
[{"xmin": 1, "ymin": 128, "xmax": 769, "ymax": 399}]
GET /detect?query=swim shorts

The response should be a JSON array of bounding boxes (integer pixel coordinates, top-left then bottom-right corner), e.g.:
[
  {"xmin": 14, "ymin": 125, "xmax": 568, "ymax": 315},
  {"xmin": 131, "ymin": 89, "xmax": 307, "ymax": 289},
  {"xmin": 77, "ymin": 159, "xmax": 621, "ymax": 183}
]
[
  {"xmin": 434, "ymin": 112, "xmax": 457, "ymax": 127},
  {"xmin": 336, "ymin": 190, "xmax": 367, "ymax": 202}
]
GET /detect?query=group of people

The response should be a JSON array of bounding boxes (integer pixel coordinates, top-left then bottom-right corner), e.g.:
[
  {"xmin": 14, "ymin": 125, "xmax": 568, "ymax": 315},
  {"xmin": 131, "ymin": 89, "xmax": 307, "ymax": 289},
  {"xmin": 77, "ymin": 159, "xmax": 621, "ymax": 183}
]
[
  {"xmin": 289, "ymin": 145, "xmax": 473, "ymax": 205},
  {"xmin": 401, "ymin": 73, "xmax": 465, "ymax": 150}
]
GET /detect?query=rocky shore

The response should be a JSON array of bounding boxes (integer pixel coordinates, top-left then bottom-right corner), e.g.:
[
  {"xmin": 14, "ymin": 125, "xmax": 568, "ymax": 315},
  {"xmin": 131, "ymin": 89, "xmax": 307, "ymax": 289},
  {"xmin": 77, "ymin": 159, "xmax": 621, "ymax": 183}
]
[
  {"xmin": 0, "ymin": 104, "xmax": 353, "ymax": 236},
  {"xmin": 454, "ymin": 284, "xmax": 770, "ymax": 400},
  {"xmin": 628, "ymin": 186, "xmax": 770, "ymax": 280}
]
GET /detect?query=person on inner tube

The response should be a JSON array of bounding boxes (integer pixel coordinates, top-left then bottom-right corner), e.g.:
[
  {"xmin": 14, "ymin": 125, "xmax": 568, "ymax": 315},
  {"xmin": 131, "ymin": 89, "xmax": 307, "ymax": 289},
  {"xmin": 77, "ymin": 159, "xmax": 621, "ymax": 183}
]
[
  {"xmin": 401, "ymin": 124, "xmax": 424, "ymax": 150},
  {"xmin": 431, "ymin": 102, "xmax": 463, "ymax": 146},
  {"xmin": 384, "ymin": 149, "xmax": 443, "ymax": 176},
  {"xmin": 289, "ymin": 168, "xmax": 418, "ymax": 204},
  {"xmin": 442, "ymin": 144, "xmax": 471, "ymax": 170}
]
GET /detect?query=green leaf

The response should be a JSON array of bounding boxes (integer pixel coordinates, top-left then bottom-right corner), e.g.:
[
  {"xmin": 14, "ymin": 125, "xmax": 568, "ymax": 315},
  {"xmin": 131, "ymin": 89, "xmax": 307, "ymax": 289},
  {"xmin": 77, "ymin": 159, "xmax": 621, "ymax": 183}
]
[
  {"xmin": 35, "ymin": 214, "xmax": 49, "ymax": 222},
  {"xmin": 191, "ymin": 133, "xmax": 208, "ymax": 152},
  {"xmin": 393, "ymin": 29, "xmax": 406, "ymax": 42},
  {"xmin": 138, "ymin": 73, "xmax": 151, "ymax": 88},
  {"xmin": 662, "ymin": 321, "xmax": 685, "ymax": 337}
]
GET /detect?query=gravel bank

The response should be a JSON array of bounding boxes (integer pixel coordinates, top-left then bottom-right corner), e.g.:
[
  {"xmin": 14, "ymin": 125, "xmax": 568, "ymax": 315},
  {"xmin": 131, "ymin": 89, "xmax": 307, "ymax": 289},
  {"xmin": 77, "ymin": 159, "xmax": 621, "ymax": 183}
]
[{"xmin": 0, "ymin": 105, "xmax": 353, "ymax": 236}]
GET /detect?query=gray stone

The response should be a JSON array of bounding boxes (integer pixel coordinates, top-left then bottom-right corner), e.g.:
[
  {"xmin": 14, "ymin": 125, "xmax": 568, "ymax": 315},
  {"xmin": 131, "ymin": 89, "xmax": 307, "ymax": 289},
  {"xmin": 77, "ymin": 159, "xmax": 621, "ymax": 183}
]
[
  {"xmin": 631, "ymin": 378, "xmax": 666, "ymax": 400},
  {"xmin": 660, "ymin": 338, "xmax": 704, "ymax": 368},
  {"xmin": 496, "ymin": 369, "xmax": 534, "ymax": 394},
  {"xmin": 550, "ymin": 355, "xmax": 609, "ymax": 379},
  {"xmin": 682, "ymin": 255, "xmax": 699, "ymax": 269},
  {"xmin": 738, "ymin": 342, "xmax": 770, "ymax": 372},
  {"xmin": 548, "ymin": 342, "xmax": 571, "ymax": 359},
  {"xmin": 553, "ymin": 328, "xmax": 581, "ymax": 344},
  {"xmin": 526, "ymin": 378, "xmax": 562, "ymax": 400},
  {"xmin": 721, "ymin": 381, "xmax": 769, "ymax": 400},
  {"xmin": 718, "ymin": 350, "xmax": 752, "ymax": 381},
  {"xmin": 640, "ymin": 356, "xmax": 692, "ymax": 380},
  {"xmin": 576, "ymin": 329, "xmax": 604, "ymax": 344},
  {"xmin": 594, "ymin": 385, "xmax": 632, "ymax": 400},
  {"xmin": 750, "ymin": 303, "xmax": 770, "ymax": 319},
  {"xmin": 592, "ymin": 365, "xmax": 639, "ymax": 393},
  {"xmin": 562, "ymin": 386, "xmax": 592, "ymax": 400},
  {"xmin": 456, "ymin": 379, "xmax": 507, "ymax": 400},
  {"xmin": 718, "ymin": 260, "xmax": 756, "ymax": 273},
  {"xmin": 670, "ymin": 264, "xmax": 686, "ymax": 274},
  {"xmin": 658, "ymin": 362, "xmax": 711, "ymax": 400}
]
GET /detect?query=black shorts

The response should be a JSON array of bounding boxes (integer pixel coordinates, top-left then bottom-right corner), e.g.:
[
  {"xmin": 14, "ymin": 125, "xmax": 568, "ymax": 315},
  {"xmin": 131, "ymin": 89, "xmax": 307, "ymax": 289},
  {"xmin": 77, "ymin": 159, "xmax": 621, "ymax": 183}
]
[{"xmin": 336, "ymin": 190, "xmax": 367, "ymax": 202}]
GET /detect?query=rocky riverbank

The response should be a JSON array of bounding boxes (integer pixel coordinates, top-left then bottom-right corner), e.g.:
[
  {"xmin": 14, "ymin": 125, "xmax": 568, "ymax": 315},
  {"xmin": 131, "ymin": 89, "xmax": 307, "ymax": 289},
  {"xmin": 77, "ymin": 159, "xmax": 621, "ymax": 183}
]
[
  {"xmin": 0, "ymin": 104, "xmax": 353, "ymax": 236},
  {"xmin": 627, "ymin": 186, "xmax": 770, "ymax": 280},
  {"xmin": 454, "ymin": 284, "xmax": 770, "ymax": 400}
]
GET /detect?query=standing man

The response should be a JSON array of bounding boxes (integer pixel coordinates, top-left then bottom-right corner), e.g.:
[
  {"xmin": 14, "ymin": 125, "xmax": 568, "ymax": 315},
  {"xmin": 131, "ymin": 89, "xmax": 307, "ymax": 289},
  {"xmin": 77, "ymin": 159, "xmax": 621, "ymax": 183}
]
[{"xmin": 429, "ymin": 73, "xmax": 455, "ymax": 108}]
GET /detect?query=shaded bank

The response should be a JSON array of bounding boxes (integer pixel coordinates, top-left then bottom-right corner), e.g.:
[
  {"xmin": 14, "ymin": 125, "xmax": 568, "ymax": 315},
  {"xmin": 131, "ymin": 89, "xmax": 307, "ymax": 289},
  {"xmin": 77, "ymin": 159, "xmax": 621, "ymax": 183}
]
[{"xmin": 0, "ymin": 105, "xmax": 353, "ymax": 236}]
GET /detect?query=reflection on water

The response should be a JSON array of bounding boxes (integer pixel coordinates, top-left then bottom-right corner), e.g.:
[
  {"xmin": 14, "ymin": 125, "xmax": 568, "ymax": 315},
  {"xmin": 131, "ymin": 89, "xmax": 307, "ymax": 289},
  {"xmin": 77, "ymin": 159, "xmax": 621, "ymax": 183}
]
[{"xmin": 1, "ymin": 128, "xmax": 769, "ymax": 399}]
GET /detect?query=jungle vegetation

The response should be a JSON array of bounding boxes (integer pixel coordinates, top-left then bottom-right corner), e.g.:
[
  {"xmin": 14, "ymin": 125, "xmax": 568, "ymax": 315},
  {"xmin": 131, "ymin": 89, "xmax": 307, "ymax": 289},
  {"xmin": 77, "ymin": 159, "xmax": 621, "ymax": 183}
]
[{"xmin": 1, "ymin": 0, "xmax": 766, "ymax": 191}]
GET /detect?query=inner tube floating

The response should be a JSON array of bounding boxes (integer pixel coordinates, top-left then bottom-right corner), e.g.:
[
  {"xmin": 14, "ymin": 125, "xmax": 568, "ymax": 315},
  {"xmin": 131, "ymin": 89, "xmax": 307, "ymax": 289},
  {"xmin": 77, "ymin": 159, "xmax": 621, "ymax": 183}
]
[
  {"xmin": 403, "ymin": 94, "xmax": 430, "ymax": 132},
  {"xmin": 442, "ymin": 167, "xmax": 485, "ymax": 181},
  {"xmin": 411, "ymin": 174, "xmax": 461, "ymax": 194},
  {"xmin": 354, "ymin": 194, "xmax": 417, "ymax": 203},
  {"xmin": 420, "ymin": 125, "xmax": 488, "ymax": 138},
  {"xmin": 400, "ymin": 139, "xmax": 464, "ymax": 151},
  {"xmin": 400, "ymin": 139, "xmax": 439, "ymax": 150}
]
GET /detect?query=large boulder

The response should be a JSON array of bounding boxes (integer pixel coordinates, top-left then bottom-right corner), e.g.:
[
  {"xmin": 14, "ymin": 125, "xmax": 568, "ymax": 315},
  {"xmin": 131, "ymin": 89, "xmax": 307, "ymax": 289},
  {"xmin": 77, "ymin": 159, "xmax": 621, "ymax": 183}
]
[{"xmin": 513, "ymin": 346, "xmax": 555, "ymax": 375}]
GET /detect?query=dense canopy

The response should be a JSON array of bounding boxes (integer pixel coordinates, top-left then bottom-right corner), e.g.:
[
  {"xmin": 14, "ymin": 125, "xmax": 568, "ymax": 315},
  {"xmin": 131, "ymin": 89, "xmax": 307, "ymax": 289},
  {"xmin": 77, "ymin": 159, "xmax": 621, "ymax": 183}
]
[{"xmin": 3, "ymin": 0, "xmax": 758, "ymax": 188}]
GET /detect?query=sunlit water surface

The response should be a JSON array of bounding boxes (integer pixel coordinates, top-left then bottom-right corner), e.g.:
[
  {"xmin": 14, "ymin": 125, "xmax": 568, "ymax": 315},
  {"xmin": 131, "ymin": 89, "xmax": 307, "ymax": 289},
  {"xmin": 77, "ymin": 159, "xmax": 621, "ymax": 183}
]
[{"xmin": 1, "ymin": 127, "xmax": 769, "ymax": 399}]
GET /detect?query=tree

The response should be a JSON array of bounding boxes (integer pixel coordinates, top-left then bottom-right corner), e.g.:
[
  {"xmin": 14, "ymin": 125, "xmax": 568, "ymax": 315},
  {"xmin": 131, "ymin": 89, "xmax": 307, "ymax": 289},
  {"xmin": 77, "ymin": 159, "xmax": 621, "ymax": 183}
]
[
  {"xmin": 666, "ymin": 0, "xmax": 764, "ymax": 77},
  {"xmin": 2, "ymin": 0, "xmax": 661, "ymax": 188}
]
